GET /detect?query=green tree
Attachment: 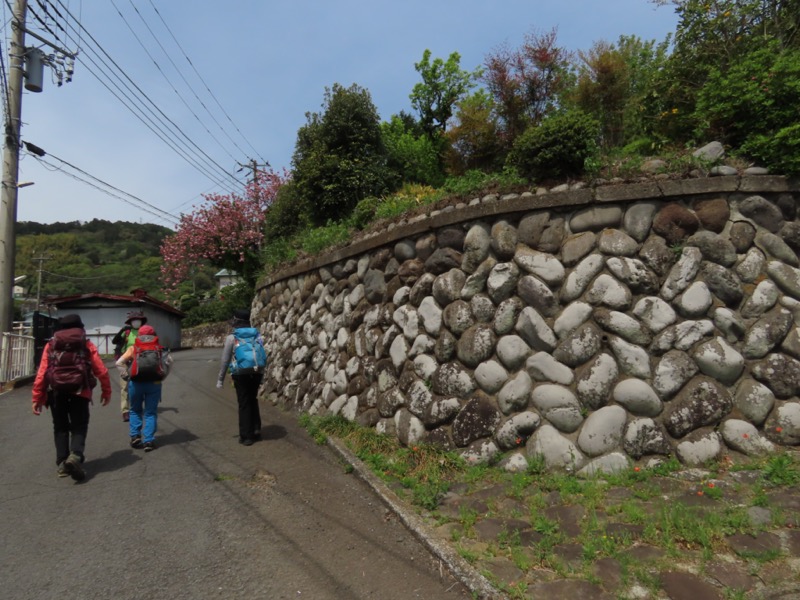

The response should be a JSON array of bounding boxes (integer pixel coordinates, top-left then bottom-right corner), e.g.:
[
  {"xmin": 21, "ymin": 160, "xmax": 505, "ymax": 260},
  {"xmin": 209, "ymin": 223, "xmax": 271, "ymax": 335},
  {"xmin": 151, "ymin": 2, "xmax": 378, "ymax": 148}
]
[
  {"xmin": 573, "ymin": 41, "xmax": 629, "ymax": 148},
  {"xmin": 292, "ymin": 83, "xmax": 391, "ymax": 225},
  {"xmin": 650, "ymin": 0, "xmax": 800, "ymax": 141},
  {"xmin": 696, "ymin": 43, "xmax": 800, "ymax": 173},
  {"xmin": 506, "ymin": 109, "xmax": 600, "ymax": 182},
  {"xmin": 444, "ymin": 90, "xmax": 503, "ymax": 175},
  {"xmin": 572, "ymin": 35, "xmax": 671, "ymax": 149},
  {"xmin": 15, "ymin": 221, "xmax": 172, "ymax": 302},
  {"xmin": 482, "ymin": 28, "xmax": 574, "ymax": 146},
  {"xmin": 410, "ymin": 49, "xmax": 477, "ymax": 139},
  {"xmin": 263, "ymin": 181, "xmax": 309, "ymax": 241},
  {"xmin": 381, "ymin": 115, "xmax": 444, "ymax": 186}
]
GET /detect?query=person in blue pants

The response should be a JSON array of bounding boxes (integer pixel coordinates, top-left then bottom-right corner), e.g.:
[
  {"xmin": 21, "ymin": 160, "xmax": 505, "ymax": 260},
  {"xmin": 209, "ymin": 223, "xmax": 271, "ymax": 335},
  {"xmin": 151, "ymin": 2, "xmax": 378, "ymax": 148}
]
[{"xmin": 115, "ymin": 325, "xmax": 172, "ymax": 452}]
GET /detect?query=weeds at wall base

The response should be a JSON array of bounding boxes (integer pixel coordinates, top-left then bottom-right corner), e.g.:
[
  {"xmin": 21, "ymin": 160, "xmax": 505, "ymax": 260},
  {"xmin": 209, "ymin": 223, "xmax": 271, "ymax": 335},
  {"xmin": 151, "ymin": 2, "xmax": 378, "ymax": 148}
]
[{"xmin": 297, "ymin": 415, "xmax": 800, "ymax": 597}]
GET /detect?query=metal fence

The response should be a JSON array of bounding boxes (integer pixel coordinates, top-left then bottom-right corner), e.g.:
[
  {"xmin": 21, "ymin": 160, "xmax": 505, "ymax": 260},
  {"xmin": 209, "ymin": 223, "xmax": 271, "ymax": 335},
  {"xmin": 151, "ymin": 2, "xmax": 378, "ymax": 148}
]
[
  {"xmin": 88, "ymin": 334, "xmax": 115, "ymax": 356},
  {"xmin": 0, "ymin": 331, "xmax": 35, "ymax": 388},
  {"xmin": 0, "ymin": 322, "xmax": 116, "ymax": 393}
]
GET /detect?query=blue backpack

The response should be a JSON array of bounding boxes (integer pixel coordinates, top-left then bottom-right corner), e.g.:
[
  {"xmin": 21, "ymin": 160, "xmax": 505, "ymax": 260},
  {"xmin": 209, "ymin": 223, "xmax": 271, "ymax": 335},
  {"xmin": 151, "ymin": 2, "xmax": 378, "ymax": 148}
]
[{"xmin": 229, "ymin": 327, "xmax": 267, "ymax": 375}]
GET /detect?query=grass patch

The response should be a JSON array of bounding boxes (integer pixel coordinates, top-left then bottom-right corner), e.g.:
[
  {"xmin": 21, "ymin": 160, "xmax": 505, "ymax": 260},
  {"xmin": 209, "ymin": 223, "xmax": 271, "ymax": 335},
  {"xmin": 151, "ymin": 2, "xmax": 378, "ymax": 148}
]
[
  {"xmin": 296, "ymin": 414, "xmax": 800, "ymax": 595},
  {"xmin": 297, "ymin": 414, "xmax": 465, "ymax": 510},
  {"xmin": 762, "ymin": 454, "xmax": 800, "ymax": 486},
  {"xmin": 299, "ymin": 221, "xmax": 352, "ymax": 255}
]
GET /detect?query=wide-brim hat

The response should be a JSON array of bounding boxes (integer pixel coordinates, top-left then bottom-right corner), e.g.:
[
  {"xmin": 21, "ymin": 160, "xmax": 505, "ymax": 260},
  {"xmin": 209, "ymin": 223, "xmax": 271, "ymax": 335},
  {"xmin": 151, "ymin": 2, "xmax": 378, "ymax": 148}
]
[
  {"xmin": 125, "ymin": 310, "xmax": 147, "ymax": 325},
  {"xmin": 57, "ymin": 313, "xmax": 84, "ymax": 330}
]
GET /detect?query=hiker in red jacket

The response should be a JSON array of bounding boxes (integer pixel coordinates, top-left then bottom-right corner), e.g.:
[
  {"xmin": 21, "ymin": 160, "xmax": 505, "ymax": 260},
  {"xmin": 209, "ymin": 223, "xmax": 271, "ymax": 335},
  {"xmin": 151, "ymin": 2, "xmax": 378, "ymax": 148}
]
[{"xmin": 32, "ymin": 314, "xmax": 112, "ymax": 482}]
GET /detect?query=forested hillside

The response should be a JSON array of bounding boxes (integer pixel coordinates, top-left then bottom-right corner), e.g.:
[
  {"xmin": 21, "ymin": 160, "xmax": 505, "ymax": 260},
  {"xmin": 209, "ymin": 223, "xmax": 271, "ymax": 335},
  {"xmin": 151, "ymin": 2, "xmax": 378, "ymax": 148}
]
[{"xmin": 14, "ymin": 219, "xmax": 178, "ymax": 300}]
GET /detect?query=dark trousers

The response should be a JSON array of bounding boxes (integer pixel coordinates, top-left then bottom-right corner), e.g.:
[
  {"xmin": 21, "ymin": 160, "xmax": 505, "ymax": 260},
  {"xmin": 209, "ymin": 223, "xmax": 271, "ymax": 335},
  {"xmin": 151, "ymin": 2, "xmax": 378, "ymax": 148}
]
[
  {"xmin": 49, "ymin": 393, "xmax": 90, "ymax": 465},
  {"xmin": 232, "ymin": 373, "xmax": 262, "ymax": 441}
]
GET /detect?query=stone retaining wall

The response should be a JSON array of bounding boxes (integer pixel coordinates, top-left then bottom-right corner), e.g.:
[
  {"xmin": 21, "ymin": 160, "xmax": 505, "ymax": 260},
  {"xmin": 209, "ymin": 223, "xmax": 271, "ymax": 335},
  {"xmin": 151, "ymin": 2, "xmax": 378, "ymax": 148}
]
[{"xmin": 253, "ymin": 175, "xmax": 800, "ymax": 473}]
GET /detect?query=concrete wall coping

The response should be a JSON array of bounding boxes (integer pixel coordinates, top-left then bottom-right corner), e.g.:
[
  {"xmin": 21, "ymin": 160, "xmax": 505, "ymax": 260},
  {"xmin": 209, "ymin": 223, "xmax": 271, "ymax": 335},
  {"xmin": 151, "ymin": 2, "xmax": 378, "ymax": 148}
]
[{"xmin": 257, "ymin": 175, "xmax": 800, "ymax": 290}]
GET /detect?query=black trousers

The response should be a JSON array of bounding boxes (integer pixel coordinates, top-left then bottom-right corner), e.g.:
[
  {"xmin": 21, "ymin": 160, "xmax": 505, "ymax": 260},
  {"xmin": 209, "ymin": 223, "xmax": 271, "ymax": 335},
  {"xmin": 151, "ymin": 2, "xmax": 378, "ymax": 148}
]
[
  {"xmin": 232, "ymin": 373, "xmax": 262, "ymax": 441},
  {"xmin": 49, "ymin": 392, "xmax": 90, "ymax": 465}
]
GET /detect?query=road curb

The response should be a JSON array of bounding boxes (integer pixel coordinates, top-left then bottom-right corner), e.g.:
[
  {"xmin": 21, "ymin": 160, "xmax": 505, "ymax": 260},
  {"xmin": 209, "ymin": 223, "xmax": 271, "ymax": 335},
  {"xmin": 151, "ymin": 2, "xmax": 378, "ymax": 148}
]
[{"xmin": 326, "ymin": 437, "xmax": 507, "ymax": 600}]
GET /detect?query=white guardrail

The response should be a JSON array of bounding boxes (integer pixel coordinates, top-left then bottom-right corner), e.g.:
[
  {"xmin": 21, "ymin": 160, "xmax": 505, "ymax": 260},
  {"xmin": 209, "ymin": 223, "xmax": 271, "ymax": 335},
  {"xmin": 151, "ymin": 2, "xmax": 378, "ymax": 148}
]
[
  {"xmin": 0, "ymin": 331, "xmax": 35, "ymax": 389},
  {"xmin": 0, "ymin": 324, "xmax": 117, "ymax": 392}
]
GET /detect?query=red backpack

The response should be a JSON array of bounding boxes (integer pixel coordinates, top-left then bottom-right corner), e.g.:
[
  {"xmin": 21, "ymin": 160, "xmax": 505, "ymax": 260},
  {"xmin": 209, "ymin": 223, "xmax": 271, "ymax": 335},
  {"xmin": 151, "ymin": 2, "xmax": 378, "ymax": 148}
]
[
  {"xmin": 129, "ymin": 334, "xmax": 166, "ymax": 382},
  {"xmin": 46, "ymin": 328, "xmax": 97, "ymax": 393}
]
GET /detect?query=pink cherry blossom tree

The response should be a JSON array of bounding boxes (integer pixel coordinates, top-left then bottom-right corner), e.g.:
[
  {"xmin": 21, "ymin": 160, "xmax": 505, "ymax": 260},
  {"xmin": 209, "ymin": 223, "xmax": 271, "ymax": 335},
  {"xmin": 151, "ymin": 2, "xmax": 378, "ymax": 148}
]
[{"xmin": 160, "ymin": 169, "xmax": 289, "ymax": 297}]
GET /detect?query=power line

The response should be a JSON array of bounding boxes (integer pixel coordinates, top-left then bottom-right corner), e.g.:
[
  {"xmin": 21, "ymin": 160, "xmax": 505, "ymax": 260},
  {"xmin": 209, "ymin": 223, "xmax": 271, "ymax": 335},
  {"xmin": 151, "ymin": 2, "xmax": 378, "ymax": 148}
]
[
  {"xmin": 50, "ymin": 0, "xmax": 243, "ymax": 189},
  {"xmin": 27, "ymin": 1, "xmax": 61, "ymax": 45},
  {"xmin": 166, "ymin": 172, "xmax": 249, "ymax": 215},
  {"xmin": 110, "ymin": 0, "xmax": 239, "ymax": 165},
  {"xmin": 0, "ymin": 2, "xmax": 10, "ymax": 122},
  {"xmin": 144, "ymin": 0, "xmax": 267, "ymax": 165},
  {"xmin": 26, "ymin": 7, "xmax": 237, "ymax": 192},
  {"xmin": 74, "ymin": 47, "xmax": 237, "ymax": 192},
  {"xmin": 42, "ymin": 269, "xmax": 109, "ymax": 280},
  {"xmin": 121, "ymin": 0, "xmax": 251, "ymax": 164},
  {"xmin": 1, "ymin": 0, "xmax": 16, "ymax": 121},
  {"xmin": 26, "ymin": 148, "xmax": 181, "ymax": 226},
  {"xmin": 44, "ymin": 148, "xmax": 180, "ymax": 222}
]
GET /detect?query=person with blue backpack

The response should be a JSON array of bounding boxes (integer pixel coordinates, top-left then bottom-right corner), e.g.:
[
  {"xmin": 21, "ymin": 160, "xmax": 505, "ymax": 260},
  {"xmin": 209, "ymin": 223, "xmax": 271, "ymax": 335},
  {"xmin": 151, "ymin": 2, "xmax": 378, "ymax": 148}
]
[{"xmin": 216, "ymin": 309, "xmax": 267, "ymax": 446}]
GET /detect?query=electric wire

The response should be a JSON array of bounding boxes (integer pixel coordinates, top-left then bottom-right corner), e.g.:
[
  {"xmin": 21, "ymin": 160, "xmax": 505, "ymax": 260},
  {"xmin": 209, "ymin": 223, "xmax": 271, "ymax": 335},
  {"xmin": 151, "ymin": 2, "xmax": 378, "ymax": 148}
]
[
  {"xmin": 0, "ymin": 46, "xmax": 9, "ymax": 126},
  {"xmin": 52, "ymin": 0, "xmax": 242, "ymax": 189},
  {"xmin": 28, "ymin": 150, "xmax": 180, "ymax": 226},
  {"xmin": 41, "ymin": 269, "xmax": 109, "ymax": 281},
  {"xmin": 28, "ymin": 2, "xmax": 61, "ymax": 45},
  {"xmin": 0, "ymin": 1, "xmax": 10, "ymax": 122},
  {"xmin": 145, "ymin": 0, "xmax": 267, "ymax": 165},
  {"xmin": 20, "ymin": 1, "xmax": 256, "ymax": 224},
  {"xmin": 110, "ymin": 0, "xmax": 239, "ymax": 164},
  {"xmin": 44, "ymin": 148, "xmax": 180, "ymax": 223},
  {"xmin": 34, "ymin": 0, "xmax": 68, "ymax": 44},
  {"xmin": 48, "ymin": 0, "xmax": 83, "ymax": 57},
  {"xmin": 69, "ymin": 47, "xmax": 235, "ymax": 192},
  {"xmin": 29, "ymin": 1, "xmax": 249, "ymax": 199},
  {"xmin": 166, "ymin": 171, "xmax": 250, "ymax": 214},
  {"xmin": 24, "ymin": 3, "xmax": 236, "ymax": 191},
  {"xmin": 126, "ymin": 0, "xmax": 254, "ymax": 164},
  {"xmin": 69, "ymin": 46, "xmax": 235, "ymax": 191}
]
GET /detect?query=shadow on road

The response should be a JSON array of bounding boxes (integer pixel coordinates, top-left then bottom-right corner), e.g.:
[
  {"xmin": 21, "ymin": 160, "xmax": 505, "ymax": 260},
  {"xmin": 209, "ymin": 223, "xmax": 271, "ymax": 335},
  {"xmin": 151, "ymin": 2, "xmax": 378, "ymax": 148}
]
[
  {"xmin": 261, "ymin": 424, "xmax": 287, "ymax": 441},
  {"xmin": 85, "ymin": 448, "xmax": 141, "ymax": 480},
  {"xmin": 158, "ymin": 427, "xmax": 199, "ymax": 447}
]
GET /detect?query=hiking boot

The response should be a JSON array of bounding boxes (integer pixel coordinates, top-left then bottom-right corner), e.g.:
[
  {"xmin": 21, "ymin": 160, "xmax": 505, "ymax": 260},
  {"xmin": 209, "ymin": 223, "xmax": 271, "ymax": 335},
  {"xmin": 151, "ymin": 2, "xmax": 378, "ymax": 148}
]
[
  {"xmin": 122, "ymin": 411, "xmax": 130, "ymax": 422},
  {"xmin": 241, "ymin": 438, "xmax": 254, "ymax": 447},
  {"xmin": 57, "ymin": 462, "xmax": 69, "ymax": 478},
  {"xmin": 130, "ymin": 436, "xmax": 143, "ymax": 449},
  {"xmin": 64, "ymin": 453, "xmax": 85, "ymax": 482},
  {"xmin": 143, "ymin": 441, "xmax": 155, "ymax": 452}
]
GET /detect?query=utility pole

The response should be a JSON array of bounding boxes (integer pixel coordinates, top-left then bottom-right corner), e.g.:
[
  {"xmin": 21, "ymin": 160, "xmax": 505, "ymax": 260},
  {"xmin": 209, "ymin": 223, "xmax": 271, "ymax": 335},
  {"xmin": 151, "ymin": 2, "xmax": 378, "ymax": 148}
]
[
  {"xmin": 32, "ymin": 253, "xmax": 48, "ymax": 312},
  {"xmin": 0, "ymin": 0, "xmax": 28, "ymax": 334},
  {"xmin": 0, "ymin": 0, "xmax": 73, "ymax": 333},
  {"xmin": 237, "ymin": 158, "xmax": 270, "ymax": 186}
]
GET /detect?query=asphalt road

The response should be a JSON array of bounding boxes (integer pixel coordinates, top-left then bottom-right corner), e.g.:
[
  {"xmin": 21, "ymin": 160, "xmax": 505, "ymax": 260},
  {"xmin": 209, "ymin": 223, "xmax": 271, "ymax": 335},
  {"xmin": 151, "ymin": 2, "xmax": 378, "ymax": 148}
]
[{"xmin": 0, "ymin": 348, "xmax": 469, "ymax": 600}]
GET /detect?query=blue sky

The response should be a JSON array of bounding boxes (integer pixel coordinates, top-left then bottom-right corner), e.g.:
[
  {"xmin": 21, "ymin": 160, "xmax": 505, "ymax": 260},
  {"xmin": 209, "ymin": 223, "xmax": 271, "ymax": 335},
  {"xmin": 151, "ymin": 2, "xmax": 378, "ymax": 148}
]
[{"xmin": 5, "ymin": 1, "xmax": 678, "ymax": 227}]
